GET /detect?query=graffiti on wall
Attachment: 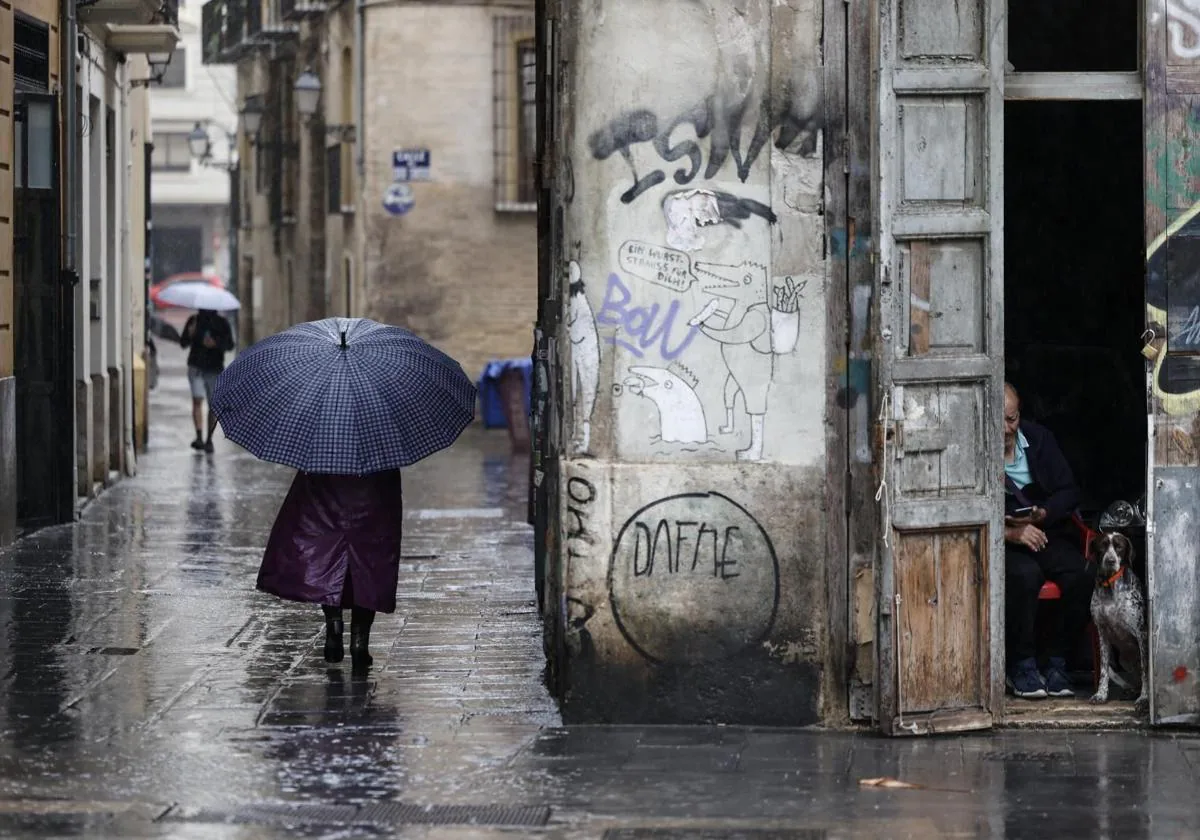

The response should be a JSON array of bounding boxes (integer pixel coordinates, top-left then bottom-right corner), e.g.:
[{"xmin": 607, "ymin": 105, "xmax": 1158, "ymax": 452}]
[
  {"xmin": 608, "ymin": 492, "xmax": 779, "ymax": 665},
  {"xmin": 565, "ymin": 0, "xmax": 825, "ymax": 463},
  {"xmin": 1165, "ymin": 0, "xmax": 1200, "ymax": 60},
  {"xmin": 623, "ymin": 364, "xmax": 709, "ymax": 444},
  {"xmin": 1146, "ymin": 201, "xmax": 1200, "ymax": 417},
  {"xmin": 586, "ymin": 0, "xmax": 820, "ymax": 209},
  {"xmin": 568, "ymin": 260, "xmax": 601, "ymax": 455}
]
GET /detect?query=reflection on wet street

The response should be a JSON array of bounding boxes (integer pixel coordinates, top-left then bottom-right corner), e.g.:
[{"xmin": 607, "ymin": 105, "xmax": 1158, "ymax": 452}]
[{"xmin": 0, "ymin": 345, "xmax": 1198, "ymax": 838}]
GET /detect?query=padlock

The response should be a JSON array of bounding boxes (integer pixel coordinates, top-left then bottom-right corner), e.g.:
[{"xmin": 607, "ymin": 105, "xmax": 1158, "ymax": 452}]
[{"xmin": 1141, "ymin": 329, "xmax": 1159, "ymax": 361}]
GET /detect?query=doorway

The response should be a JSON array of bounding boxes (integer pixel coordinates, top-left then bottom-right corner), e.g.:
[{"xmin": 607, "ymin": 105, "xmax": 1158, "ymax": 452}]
[{"xmin": 1003, "ymin": 98, "xmax": 1146, "ymax": 723}]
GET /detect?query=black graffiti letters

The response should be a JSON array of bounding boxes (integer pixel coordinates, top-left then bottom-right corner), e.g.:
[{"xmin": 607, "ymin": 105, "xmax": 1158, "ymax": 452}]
[
  {"xmin": 588, "ymin": 90, "xmax": 816, "ymax": 205},
  {"xmin": 631, "ymin": 519, "xmax": 742, "ymax": 580},
  {"xmin": 608, "ymin": 492, "xmax": 780, "ymax": 665},
  {"xmin": 567, "ymin": 475, "xmax": 597, "ymax": 550}
]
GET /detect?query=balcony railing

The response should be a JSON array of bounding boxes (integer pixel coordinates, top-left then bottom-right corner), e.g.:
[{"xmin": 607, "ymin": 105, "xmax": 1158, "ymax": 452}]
[
  {"xmin": 280, "ymin": 0, "xmax": 327, "ymax": 21},
  {"xmin": 202, "ymin": 0, "xmax": 299, "ymax": 63},
  {"xmin": 245, "ymin": 0, "xmax": 298, "ymax": 45},
  {"xmin": 80, "ymin": 0, "xmax": 177, "ymax": 27}
]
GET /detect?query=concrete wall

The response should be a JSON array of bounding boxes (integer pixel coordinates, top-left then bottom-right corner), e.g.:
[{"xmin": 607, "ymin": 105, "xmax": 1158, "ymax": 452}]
[
  {"xmin": 361, "ymin": 2, "xmax": 536, "ymax": 382},
  {"xmin": 550, "ymin": 0, "xmax": 829, "ymax": 724}
]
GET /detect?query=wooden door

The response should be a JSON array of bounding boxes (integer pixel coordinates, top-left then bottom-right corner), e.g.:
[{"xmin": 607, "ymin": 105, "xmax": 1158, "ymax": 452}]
[{"xmin": 874, "ymin": 0, "xmax": 1005, "ymax": 735}]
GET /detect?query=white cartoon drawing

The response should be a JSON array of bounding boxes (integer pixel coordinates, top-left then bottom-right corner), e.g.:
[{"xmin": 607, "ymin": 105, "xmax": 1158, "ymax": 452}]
[
  {"xmin": 688, "ymin": 263, "xmax": 803, "ymax": 461},
  {"xmin": 567, "ymin": 260, "xmax": 601, "ymax": 453},
  {"xmin": 662, "ymin": 189, "xmax": 723, "ymax": 252},
  {"xmin": 624, "ymin": 364, "xmax": 708, "ymax": 444}
]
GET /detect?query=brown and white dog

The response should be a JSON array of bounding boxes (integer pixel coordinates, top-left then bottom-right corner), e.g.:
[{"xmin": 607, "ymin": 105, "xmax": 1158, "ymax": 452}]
[{"xmin": 1088, "ymin": 532, "xmax": 1149, "ymax": 712}]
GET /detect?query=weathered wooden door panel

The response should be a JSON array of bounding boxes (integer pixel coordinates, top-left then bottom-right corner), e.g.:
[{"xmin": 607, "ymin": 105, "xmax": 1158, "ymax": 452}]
[
  {"xmin": 895, "ymin": 528, "xmax": 986, "ymax": 713},
  {"xmin": 875, "ymin": 0, "xmax": 1004, "ymax": 735}
]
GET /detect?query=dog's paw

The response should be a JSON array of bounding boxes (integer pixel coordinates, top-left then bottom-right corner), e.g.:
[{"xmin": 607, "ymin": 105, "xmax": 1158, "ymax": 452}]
[
  {"xmin": 1134, "ymin": 695, "xmax": 1150, "ymax": 714},
  {"xmin": 1089, "ymin": 692, "xmax": 1108, "ymax": 705}
]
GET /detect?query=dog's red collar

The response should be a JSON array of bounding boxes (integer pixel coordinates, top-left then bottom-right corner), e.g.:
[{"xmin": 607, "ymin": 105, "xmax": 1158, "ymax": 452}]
[{"xmin": 1100, "ymin": 567, "xmax": 1125, "ymax": 589}]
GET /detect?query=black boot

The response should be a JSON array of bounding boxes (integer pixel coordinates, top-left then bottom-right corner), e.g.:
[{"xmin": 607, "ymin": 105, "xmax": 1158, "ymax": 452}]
[
  {"xmin": 322, "ymin": 606, "xmax": 344, "ymax": 663},
  {"xmin": 350, "ymin": 607, "xmax": 375, "ymax": 672}
]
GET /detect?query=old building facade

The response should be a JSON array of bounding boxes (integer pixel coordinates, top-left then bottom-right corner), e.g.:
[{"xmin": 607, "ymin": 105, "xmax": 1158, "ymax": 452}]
[
  {"xmin": 200, "ymin": 0, "xmax": 536, "ymax": 381},
  {"xmin": 0, "ymin": 0, "xmax": 174, "ymax": 545},
  {"xmin": 538, "ymin": 0, "xmax": 1200, "ymax": 733},
  {"xmin": 149, "ymin": 1, "xmax": 237, "ymax": 284}
]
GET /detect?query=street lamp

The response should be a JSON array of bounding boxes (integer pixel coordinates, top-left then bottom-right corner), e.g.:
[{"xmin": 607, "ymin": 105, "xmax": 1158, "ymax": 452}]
[
  {"xmin": 187, "ymin": 121, "xmax": 237, "ymax": 172},
  {"xmin": 240, "ymin": 94, "xmax": 265, "ymax": 142},
  {"xmin": 294, "ymin": 68, "xmax": 321, "ymax": 120},
  {"xmin": 187, "ymin": 122, "xmax": 211, "ymax": 162},
  {"xmin": 130, "ymin": 46, "xmax": 177, "ymax": 88}
]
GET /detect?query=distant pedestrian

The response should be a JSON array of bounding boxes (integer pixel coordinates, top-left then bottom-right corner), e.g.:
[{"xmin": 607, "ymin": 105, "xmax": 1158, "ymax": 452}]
[
  {"xmin": 257, "ymin": 470, "xmax": 404, "ymax": 672},
  {"xmin": 180, "ymin": 308, "xmax": 235, "ymax": 453}
]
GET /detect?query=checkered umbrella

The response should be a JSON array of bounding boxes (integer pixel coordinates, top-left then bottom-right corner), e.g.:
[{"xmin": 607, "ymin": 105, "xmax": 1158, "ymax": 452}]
[{"xmin": 211, "ymin": 317, "xmax": 476, "ymax": 475}]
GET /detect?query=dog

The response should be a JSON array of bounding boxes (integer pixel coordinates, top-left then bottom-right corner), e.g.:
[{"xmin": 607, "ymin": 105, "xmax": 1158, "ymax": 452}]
[{"xmin": 1088, "ymin": 532, "xmax": 1149, "ymax": 712}]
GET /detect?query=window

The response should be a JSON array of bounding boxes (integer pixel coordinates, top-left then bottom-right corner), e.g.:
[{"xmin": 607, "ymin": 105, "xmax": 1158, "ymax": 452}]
[
  {"xmin": 159, "ymin": 48, "xmax": 186, "ymax": 88},
  {"xmin": 14, "ymin": 14, "xmax": 50, "ymax": 93},
  {"xmin": 326, "ymin": 143, "xmax": 341, "ymax": 214},
  {"xmin": 493, "ymin": 15, "xmax": 537, "ymax": 211},
  {"xmin": 150, "ymin": 133, "xmax": 192, "ymax": 172}
]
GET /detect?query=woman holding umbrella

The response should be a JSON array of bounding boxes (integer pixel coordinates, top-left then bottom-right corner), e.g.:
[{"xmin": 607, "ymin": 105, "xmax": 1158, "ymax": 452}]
[{"xmin": 210, "ymin": 318, "xmax": 476, "ymax": 672}]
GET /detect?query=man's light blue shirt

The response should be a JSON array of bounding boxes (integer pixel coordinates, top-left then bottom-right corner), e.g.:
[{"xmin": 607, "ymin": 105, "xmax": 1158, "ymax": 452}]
[{"xmin": 1005, "ymin": 429, "xmax": 1032, "ymax": 489}]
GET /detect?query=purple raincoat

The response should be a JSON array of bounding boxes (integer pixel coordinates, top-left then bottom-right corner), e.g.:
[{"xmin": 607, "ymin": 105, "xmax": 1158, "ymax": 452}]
[{"xmin": 257, "ymin": 470, "xmax": 404, "ymax": 613}]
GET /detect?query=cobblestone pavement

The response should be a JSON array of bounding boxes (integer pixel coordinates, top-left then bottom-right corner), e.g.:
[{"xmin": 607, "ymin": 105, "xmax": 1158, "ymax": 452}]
[{"xmin": 0, "ymin": 345, "xmax": 1199, "ymax": 838}]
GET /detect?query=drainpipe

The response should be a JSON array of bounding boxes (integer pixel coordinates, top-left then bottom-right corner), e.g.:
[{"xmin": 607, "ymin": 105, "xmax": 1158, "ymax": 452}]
[
  {"xmin": 354, "ymin": 0, "xmax": 364, "ymax": 178},
  {"xmin": 62, "ymin": 0, "xmax": 79, "ymax": 283}
]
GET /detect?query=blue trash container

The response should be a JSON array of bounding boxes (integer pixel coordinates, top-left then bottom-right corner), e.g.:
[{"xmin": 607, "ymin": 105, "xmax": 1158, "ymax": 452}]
[{"xmin": 478, "ymin": 358, "xmax": 532, "ymax": 430}]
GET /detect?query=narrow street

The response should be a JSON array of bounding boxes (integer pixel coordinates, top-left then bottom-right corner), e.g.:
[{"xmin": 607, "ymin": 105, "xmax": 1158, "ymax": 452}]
[{"xmin": 0, "ymin": 344, "xmax": 1196, "ymax": 839}]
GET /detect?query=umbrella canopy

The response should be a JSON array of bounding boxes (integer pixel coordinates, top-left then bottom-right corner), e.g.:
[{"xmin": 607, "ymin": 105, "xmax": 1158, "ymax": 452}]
[
  {"xmin": 211, "ymin": 317, "xmax": 476, "ymax": 474},
  {"xmin": 157, "ymin": 281, "xmax": 241, "ymax": 312}
]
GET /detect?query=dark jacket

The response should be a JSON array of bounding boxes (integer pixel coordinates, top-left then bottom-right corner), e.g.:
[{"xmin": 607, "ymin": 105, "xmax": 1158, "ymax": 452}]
[
  {"xmin": 180, "ymin": 311, "xmax": 235, "ymax": 373},
  {"xmin": 257, "ymin": 470, "xmax": 404, "ymax": 613},
  {"xmin": 1005, "ymin": 419, "xmax": 1081, "ymax": 535}
]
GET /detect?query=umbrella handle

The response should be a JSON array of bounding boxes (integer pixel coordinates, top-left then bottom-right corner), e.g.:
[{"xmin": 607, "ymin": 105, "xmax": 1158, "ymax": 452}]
[{"xmin": 340, "ymin": 330, "xmax": 347, "ymax": 349}]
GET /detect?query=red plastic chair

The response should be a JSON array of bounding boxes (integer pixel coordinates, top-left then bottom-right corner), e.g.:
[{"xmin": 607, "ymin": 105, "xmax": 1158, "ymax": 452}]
[{"xmin": 1035, "ymin": 511, "xmax": 1101, "ymax": 691}]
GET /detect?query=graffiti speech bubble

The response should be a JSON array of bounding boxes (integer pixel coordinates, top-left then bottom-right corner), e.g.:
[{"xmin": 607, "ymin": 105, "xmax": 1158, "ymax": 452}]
[{"xmin": 617, "ymin": 240, "xmax": 697, "ymax": 293}]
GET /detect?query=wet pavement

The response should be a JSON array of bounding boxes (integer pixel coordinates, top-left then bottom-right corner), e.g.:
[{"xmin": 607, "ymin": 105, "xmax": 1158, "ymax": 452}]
[{"xmin": 1, "ymin": 344, "xmax": 1200, "ymax": 838}]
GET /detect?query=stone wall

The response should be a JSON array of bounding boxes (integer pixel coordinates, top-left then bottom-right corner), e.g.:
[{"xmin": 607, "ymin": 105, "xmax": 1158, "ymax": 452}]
[
  {"xmin": 550, "ymin": 0, "xmax": 830, "ymax": 724},
  {"xmin": 360, "ymin": 2, "xmax": 537, "ymax": 382}
]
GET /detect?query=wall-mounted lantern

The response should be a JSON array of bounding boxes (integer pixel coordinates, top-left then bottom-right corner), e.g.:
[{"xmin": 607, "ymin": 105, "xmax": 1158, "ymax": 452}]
[
  {"xmin": 130, "ymin": 47, "xmax": 177, "ymax": 88},
  {"xmin": 240, "ymin": 94, "xmax": 265, "ymax": 143},
  {"xmin": 294, "ymin": 68, "xmax": 321, "ymax": 120}
]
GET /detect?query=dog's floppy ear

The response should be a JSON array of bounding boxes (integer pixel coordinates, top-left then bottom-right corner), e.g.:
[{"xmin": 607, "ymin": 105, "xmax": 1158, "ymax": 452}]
[
  {"xmin": 1114, "ymin": 533, "xmax": 1135, "ymax": 565},
  {"xmin": 1086, "ymin": 533, "xmax": 1105, "ymax": 564}
]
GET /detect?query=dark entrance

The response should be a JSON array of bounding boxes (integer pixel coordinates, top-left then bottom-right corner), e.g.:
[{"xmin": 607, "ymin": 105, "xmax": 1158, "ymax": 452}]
[
  {"xmin": 1004, "ymin": 99, "xmax": 1146, "ymax": 513},
  {"xmin": 1003, "ymin": 98, "xmax": 1146, "ymax": 722},
  {"xmin": 14, "ymin": 92, "xmax": 74, "ymax": 528}
]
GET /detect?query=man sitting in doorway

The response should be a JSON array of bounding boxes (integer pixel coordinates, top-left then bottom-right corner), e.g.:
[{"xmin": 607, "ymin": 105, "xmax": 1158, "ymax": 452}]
[{"xmin": 1003, "ymin": 382, "xmax": 1091, "ymax": 699}]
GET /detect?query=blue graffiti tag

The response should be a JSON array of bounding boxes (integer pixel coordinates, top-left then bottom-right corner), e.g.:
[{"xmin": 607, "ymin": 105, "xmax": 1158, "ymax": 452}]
[{"xmin": 596, "ymin": 273, "xmax": 699, "ymax": 360}]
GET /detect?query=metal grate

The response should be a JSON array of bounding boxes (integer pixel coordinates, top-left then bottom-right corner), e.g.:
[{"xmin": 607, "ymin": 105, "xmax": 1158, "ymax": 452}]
[
  {"xmin": 87, "ymin": 647, "xmax": 140, "ymax": 656},
  {"xmin": 604, "ymin": 832, "xmax": 827, "ymax": 840},
  {"xmin": 492, "ymin": 14, "xmax": 537, "ymax": 212},
  {"xmin": 160, "ymin": 802, "xmax": 550, "ymax": 828}
]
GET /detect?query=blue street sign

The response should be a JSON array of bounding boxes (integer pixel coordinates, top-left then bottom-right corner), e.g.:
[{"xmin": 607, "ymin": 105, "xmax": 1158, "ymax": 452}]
[
  {"xmin": 392, "ymin": 149, "xmax": 431, "ymax": 182},
  {"xmin": 382, "ymin": 183, "xmax": 415, "ymax": 216}
]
